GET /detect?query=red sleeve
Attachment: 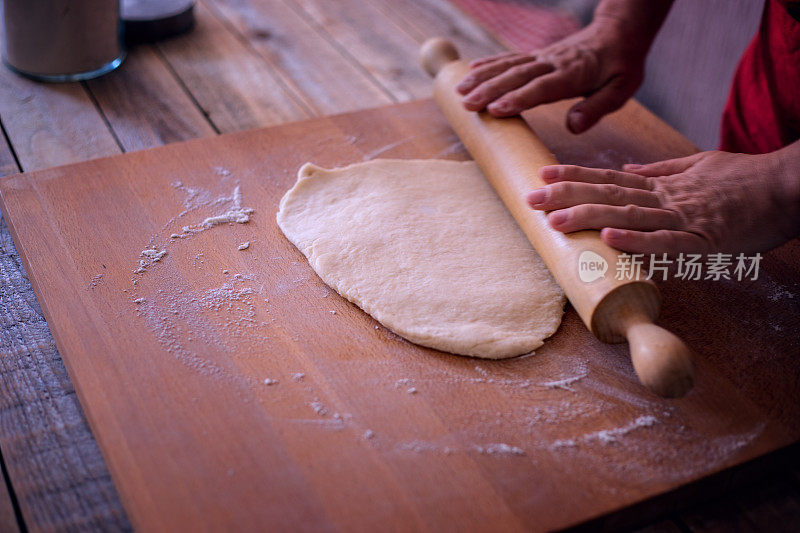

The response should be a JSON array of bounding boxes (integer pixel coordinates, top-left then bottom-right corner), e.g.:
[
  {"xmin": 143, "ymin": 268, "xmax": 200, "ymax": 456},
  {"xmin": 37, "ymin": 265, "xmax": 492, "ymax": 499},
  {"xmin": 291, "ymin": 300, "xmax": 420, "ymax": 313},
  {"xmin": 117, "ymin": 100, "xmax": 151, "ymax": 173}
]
[{"xmin": 720, "ymin": 0, "xmax": 800, "ymax": 154}]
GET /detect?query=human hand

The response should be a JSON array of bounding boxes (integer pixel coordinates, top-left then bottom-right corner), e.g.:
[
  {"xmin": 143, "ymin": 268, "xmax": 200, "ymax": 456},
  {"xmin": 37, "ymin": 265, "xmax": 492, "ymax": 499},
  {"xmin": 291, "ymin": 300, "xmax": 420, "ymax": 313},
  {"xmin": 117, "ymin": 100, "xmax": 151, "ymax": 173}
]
[
  {"xmin": 525, "ymin": 148, "xmax": 800, "ymax": 255},
  {"xmin": 455, "ymin": 17, "xmax": 649, "ymax": 133}
]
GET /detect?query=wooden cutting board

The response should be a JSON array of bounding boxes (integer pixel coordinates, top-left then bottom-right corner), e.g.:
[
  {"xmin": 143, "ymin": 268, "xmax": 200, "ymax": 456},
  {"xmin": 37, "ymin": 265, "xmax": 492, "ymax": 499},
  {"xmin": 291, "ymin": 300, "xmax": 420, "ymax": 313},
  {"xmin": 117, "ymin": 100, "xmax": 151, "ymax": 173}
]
[{"xmin": 1, "ymin": 99, "xmax": 798, "ymax": 531}]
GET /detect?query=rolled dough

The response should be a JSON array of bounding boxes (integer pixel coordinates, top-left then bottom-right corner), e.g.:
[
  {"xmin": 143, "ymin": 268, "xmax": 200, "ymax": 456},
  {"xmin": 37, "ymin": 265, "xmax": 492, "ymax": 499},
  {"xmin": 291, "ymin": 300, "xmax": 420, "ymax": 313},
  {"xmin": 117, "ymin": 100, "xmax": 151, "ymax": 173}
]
[{"xmin": 276, "ymin": 159, "xmax": 565, "ymax": 359}]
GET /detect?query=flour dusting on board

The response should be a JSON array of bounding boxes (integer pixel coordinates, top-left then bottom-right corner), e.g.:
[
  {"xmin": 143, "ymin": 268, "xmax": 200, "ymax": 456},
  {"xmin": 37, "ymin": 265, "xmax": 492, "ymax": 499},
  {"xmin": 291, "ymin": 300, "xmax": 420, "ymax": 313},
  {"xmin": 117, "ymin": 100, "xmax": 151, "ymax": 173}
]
[
  {"xmin": 116, "ymin": 165, "xmax": 764, "ymax": 492},
  {"xmin": 127, "ymin": 167, "xmax": 269, "ymax": 394},
  {"xmin": 551, "ymin": 415, "xmax": 659, "ymax": 449},
  {"xmin": 130, "ymin": 177, "xmax": 254, "ymax": 279}
]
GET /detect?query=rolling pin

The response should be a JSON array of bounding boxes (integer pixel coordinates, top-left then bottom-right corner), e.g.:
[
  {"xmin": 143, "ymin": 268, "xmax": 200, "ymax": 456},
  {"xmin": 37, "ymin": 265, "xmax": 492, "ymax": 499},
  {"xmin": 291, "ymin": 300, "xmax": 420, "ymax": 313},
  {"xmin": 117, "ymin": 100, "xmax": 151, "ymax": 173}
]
[{"xmin": 421, "ymin": 38, "xmax": 694, "ymax": 398}]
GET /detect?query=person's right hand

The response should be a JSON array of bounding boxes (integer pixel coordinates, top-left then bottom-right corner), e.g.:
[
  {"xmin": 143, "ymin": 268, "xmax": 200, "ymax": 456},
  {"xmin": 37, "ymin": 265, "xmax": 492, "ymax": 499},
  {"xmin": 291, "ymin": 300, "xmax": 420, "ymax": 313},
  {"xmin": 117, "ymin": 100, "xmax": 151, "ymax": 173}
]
[{"xmin": 455, "ymin": 17, "xmax": 651, "ymax": 133}]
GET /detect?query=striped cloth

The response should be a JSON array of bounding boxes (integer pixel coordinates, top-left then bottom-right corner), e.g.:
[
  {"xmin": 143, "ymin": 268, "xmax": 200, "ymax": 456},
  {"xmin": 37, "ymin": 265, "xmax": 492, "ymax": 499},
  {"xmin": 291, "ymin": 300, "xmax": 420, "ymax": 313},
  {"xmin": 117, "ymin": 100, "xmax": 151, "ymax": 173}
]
[{"xmin": 450, "ymin": 0, "xmax": 581, "ymax": 51}]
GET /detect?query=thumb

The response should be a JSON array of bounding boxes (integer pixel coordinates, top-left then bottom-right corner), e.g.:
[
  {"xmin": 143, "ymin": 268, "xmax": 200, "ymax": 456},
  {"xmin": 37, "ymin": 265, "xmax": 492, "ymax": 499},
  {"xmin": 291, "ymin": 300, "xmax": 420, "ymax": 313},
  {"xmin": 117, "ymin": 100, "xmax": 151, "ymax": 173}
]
[
  {"xmin": 622, "ymin": 152, "xmax": 706, "ymax": 177},
  {"xmin": 567, "ymin": 75, "xmax": 636, "ymax": 134}
]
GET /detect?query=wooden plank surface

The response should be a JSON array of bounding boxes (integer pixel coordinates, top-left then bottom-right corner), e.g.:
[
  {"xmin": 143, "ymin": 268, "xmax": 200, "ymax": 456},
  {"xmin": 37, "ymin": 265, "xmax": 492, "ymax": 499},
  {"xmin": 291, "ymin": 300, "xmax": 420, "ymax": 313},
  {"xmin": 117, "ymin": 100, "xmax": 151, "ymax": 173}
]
[
  {"xmin": 0, "ymin": 68, "xmax": 132, "ymax": 530},
  {"xmin": 155, "ymin": 1, "xmax": 311, "ymax": 133},
  {"xmin": 0, "ymin": 68, "xmax": 121, "ymax": 172},
  {"xmin": 367, "ymin": 0, "xmax": 506, "ymax": 59},
  {"xmin": 290, "ymin": 0, "xmax": 432, "ymax": 101},
  {"xmin": 85, "ymin": 45, "xmax": 217, "ymax": 152},
  {"xmin": 0, "ymin": 215, "xmax": 131, "ymax": 531},
  {"xmin": 206, "ymin": 0, "xmax": 393, "ymax": 115},
  {"xmin": 0, "ymin": 461, "xmax": 19, "ymax": 533},
  {"xmin": 1, "ymin": 98, "xmax": 797, "ymax": 531}
]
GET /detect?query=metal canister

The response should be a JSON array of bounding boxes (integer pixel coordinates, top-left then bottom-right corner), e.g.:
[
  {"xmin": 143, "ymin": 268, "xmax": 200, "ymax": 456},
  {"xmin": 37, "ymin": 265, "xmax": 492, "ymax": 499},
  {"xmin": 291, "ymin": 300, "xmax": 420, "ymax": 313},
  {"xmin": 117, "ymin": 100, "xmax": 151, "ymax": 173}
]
[{"xmin": 2, "ymin": 0, "xmax": 125, "ymax": 82}]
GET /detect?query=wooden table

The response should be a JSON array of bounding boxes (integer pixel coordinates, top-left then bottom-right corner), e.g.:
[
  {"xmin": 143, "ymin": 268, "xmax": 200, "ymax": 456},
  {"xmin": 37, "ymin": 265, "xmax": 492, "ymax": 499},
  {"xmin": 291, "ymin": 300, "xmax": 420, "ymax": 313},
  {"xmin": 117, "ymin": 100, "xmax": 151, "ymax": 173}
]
[{"xmin": 0, "ymin": 1, "xmax": 797, "ymax": 531}]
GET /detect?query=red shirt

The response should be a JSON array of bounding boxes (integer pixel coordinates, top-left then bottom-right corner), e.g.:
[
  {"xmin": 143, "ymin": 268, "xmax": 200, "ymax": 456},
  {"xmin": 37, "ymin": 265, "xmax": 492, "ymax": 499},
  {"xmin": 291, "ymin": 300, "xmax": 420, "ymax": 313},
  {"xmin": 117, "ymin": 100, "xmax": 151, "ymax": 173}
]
[{"xmin": 720, "ymin": 0, "xmax": 800, "ymax": 154}]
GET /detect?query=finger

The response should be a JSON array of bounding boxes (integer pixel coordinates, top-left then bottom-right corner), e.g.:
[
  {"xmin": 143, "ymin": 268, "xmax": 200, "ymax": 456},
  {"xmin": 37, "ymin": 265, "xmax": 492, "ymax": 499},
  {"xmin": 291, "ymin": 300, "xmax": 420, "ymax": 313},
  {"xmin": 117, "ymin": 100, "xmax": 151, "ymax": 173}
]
[
  {"xmin": 486, "ymin": 71, "xmax": 578, "ymax": 116},
  {"xmin": 601, "ymin": 228, "xmax": 710, "ymax": 255},
  {"xmin": 457, "ymin": 54, "xmax": 532, "ymax": 94},
  {"xmin": 622, "ymin": 152, "xmax": 707, "ymax": 177},
  {"xmin": 539, "ymin": 165, "xmax": 653, "ymax": 190},
  {"xmin": 567, "ymin": 75, "xmax": 638, "ymax": 134},
  {"xmin": 547, "ymin": 204, "xmax": 680, "ymax": 233},
  {"xmin": 462, "ymin": 62, "xmax": 554, "ymax": 111},
  {"xmin": 526, "ymin": 182, "xmax": 660, "ymax": 210},
  {"xmin": 469, "ymin": 51, "xmax": 520, "ymax": 69}
]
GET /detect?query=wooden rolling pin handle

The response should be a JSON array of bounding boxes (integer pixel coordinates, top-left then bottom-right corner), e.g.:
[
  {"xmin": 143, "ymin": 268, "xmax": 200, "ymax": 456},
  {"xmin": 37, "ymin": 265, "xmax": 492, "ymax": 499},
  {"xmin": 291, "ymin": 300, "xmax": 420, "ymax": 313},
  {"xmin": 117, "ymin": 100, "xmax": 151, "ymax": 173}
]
[
  {"xmin": 620, "ymin": 311, "xmax": 695, "ymax": 398},
  {"xmin": 421, "ymin": 38, "xmax": 460, "ymax": 77},
  {"xmin": 421, "ymin": 38, "xmax": 695, "ymax": 398}
]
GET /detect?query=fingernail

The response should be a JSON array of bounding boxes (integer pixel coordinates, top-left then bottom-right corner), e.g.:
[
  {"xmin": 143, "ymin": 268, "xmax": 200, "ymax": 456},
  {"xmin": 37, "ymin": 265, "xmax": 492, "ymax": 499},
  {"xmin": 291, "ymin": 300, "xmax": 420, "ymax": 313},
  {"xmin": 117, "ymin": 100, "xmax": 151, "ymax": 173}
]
[
  {"xmin": 568, "ymin": 110, "xmax": 587, "ymax": 133},
  {"xmin": 624, "ymin": 163, "xmax": 642, "ymax": 170},
  {"xmin": 549, "ymin": 211, "xmax": 568, "ymax": 226},
  {"xmin": 539, "ymin": 166, "xmax": 561, "ymax": 181},
  {"xmin": 605, "ymin": 228, "xmax": 626, "ymax": 239},
  {"xmin": 488, "ymin": 100, "xmax": 508, "ymax": 112},
  {"xmin": 456, "ymin": 80, "xmax": 471, "ymax": 92},
  {"xmin": 527, "ymin": 188, "xmax": 547, "ymax": 206}
]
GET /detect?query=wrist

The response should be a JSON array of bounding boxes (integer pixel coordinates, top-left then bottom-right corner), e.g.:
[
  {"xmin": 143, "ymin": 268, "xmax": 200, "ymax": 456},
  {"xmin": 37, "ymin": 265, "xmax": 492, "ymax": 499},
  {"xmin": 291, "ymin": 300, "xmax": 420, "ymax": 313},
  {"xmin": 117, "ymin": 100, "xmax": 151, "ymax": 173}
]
[
  {"xmin": 769, "ymin": 142, "xmax": 800, "ymax": 239},
  {"xmin": 593, "ymin": 0, "xmax": 673, "ymax": 48}
]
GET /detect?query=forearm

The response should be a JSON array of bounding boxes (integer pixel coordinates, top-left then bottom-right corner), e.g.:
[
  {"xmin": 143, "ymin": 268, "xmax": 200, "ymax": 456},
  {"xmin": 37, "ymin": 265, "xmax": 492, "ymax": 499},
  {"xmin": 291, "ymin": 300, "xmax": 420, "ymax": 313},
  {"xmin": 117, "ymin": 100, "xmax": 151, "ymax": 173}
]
[{"xmin": 593, "ymin": 0, "xmax": 674, "ymax": 46}]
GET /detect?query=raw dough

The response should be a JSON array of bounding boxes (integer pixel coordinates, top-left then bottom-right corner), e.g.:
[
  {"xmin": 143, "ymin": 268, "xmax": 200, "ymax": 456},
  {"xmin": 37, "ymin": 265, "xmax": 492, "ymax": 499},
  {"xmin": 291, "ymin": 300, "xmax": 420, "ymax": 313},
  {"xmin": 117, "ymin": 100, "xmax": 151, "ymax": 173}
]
[{"xmin": 276, "ymin": 159, "xmax": 565, "ymax": 359}]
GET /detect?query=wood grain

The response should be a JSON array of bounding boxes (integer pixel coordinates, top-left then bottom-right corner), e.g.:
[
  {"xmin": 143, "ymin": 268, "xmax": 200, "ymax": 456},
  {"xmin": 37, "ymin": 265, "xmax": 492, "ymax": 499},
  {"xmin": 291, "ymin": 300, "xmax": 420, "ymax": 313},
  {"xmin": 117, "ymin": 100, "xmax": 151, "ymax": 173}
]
[
  {"xmin": 0, "ymin": 132, "xmax": 131, "ymax": 531},
  {"xmin": 0, "ymin": 480, "xmax": 18, "ymax": 533},
  {"xmin": 0, "ymin": 69, "xmax": 120, "ymax": 172},
  {"xmin": 0, "ymin": 124, "xmax": 19, "ymax": 178},
  {"xmin": 368, "ymin": 0, "xmax": 506, "ymax": 59},
  {"xmin": 85, "ymin": 45, "xmax": 217, "ymax": 152},
  {"xmin": 0, "ymin": 216, "xmax": 131, "ymax": 531},
  {"xmin": 0, "ymin": 135, "xmax": 22, "ymax": 533},
  {"xmin": 205, "ymin": 0, "xmax": 393, "ymax": 115},
  {"xmin": 155, "ymin": 1, "xmax": 311, "ymax": 133},
  {"xmin": 1, "ymin": 99, "xmax": 797, "ymax": 531},
  {"xmin": 289, "ymin": 0, "xmax": 431, "ymax": 101}
]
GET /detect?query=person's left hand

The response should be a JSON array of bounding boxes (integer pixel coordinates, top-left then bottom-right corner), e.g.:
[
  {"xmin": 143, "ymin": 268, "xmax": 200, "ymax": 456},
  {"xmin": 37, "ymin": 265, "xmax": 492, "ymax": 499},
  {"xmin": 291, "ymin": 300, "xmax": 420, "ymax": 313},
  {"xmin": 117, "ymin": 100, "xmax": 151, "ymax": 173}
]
[{"xmin": 525, "ymin": 149, "xmax": 800, "ymax": 255}]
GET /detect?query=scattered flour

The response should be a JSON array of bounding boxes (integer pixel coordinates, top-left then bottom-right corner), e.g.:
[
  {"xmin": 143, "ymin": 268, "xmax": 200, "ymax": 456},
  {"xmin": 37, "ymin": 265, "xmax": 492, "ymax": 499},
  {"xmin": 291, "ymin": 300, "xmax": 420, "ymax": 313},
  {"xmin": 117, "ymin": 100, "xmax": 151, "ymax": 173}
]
[
  {"xmin": 477, "ymin": 443, "xmax": 526, "ymax": 456},
  {"xmin": 87, "ymin": 273, "xmax": 103, "ymax": 289},
  {"xmin": 551, "ymin": 415, "xmax": 659, "ymax": 450},
  {"xmin": 396, "ymin": 440, "xmax": 441, "ymax": 454},
  {"xmin": 310, "ymin": 400, "xmax": 328, "ymax": 416},
  {"xmin": 141, "ymin": 248, "xmax": 167, "ymax": 262},
  {"xmin": 123, "ymin": 172, "xmax": 757, "ymax": 484},
  {"xmin": 539, "ymin": 371, "xmax": 589, "ymax": 392},
  {"xmin": 131, "ymin": 180, "xmax": 255, "ymax": 280},
  {"xmin": 182, "ymin": 185, "xmax": 254, "ymax": 234},
  {"xmin": 396, "ymin": 440, "xmax": 525, "ymax": 457}
]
